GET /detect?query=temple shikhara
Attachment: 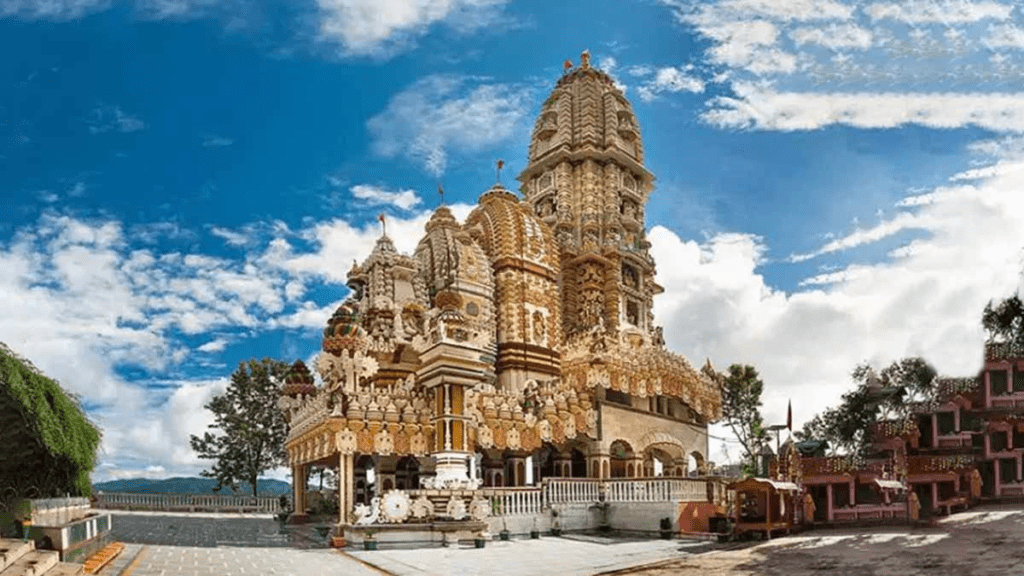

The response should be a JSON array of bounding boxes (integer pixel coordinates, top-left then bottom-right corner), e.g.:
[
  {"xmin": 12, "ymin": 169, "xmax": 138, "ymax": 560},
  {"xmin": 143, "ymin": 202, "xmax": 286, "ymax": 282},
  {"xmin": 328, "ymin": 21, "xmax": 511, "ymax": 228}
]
[{"xmin": 277, "ymin": 51, "xmax": 724, "ymax": 539}]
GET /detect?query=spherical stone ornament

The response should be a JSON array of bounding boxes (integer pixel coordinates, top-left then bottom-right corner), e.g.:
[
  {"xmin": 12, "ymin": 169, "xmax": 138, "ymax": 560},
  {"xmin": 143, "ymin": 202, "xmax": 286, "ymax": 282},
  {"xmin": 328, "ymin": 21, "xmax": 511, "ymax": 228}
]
[
  {"xmin": 506, "ymin": 427, "xmax": 521, "ymax": 450},
  {"xmin": 374, "ymin": 429, "xmax": 395, "ymax": 455},
  {"xmin": 381, "ymin": 491, "xmax": 412, "ymax": 523},
  {"xmin": 446, "ymin": 496, "xmax": 468, "ymax": 521},
  {"xmin": 477, "ymin": 425, "xmax": 494, "ymax": 449},
  {"xmin": 336, "ymin": 429, "xmax": 357, "ymax": 455},
  {"xmin": 411, "ymin": 495, "xmax": 434, "ymax": 519},
  {"xmin": 469, "ymin": 497, "xmax": 490, "ymax": 521}
]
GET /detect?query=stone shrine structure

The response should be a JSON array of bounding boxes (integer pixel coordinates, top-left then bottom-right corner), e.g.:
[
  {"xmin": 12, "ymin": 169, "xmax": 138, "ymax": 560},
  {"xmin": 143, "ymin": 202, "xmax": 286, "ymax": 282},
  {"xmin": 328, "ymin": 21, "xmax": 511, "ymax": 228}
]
[{"xmin": 278, "ymin": 51, "xmax": 723, "ymax": 533}]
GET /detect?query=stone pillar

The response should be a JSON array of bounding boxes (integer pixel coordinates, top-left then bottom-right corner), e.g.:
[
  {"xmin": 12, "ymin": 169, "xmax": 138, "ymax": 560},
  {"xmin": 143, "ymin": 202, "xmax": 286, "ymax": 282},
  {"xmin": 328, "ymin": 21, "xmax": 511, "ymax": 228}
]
[
  {"xmin": 931, "ymin": 482, "xmax": 938, "ymax": 512},
  {"xmin": 588, "ymin": 454, "xmax": 610, "ymax": 479},
  {"xmin": 292, "ymin": 464, "xmax": 307, "ymax": 520},
  {"xmin": 630, "ymin": 457, "xmax": 644, "ymax": 478},
  {"xmin": 338, "ymin": 453, "xmax": 353, "ymax": 526},
  {"xmin": 429, "ymin": 382, "xmax": 473, "ymax": 486},
  {"xmin": 553, "ymin": 456, "xmax": 571, "ymax": 479},
  {"xmin": 995, "ymin": 459, "xmax": 1002, "ymax": 496},
  {"xmin": 931, "ymin": 414, "xmax": 939, "ymax": 448},
  {"xmin": 825, "ymin": 484, "xmax": 834, "ymax": 521},
  {"xmin": 954, "ymin": 408, "xmax": 960, "ymax": 433},
  {"xmin": 507, "ymin": 455, "xmax": 528, "ymax": 486}
]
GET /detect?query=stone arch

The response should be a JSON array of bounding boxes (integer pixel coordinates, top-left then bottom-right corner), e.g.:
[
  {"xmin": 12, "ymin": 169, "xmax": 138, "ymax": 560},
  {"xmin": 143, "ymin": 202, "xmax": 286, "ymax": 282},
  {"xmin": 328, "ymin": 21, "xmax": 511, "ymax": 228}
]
[
  {"xmin": 688, "ymin": 451, "xmax": 706, "ymax": 477},
  {"xmin": 609, "ymin": 439, "xmax": 635, "ymax": 478}
]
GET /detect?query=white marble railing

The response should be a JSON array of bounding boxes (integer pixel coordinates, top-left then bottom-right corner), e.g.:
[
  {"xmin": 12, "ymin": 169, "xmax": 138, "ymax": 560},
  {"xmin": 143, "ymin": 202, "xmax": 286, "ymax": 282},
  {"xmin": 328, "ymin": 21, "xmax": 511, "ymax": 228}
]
[
  {"xmin": 93, "ymin": 492, "xmax": 281, "ymax": 513},
  {"xmin": 542, "ymin": 478, "xmax": 602, "ymax": 504},
  {"xmin": 488, "ymin": 488, "xmax": 543, "ymax": 516},
  {"xmin": 603, "ymin": 478, "xmax": 708, "ymax": 503}
]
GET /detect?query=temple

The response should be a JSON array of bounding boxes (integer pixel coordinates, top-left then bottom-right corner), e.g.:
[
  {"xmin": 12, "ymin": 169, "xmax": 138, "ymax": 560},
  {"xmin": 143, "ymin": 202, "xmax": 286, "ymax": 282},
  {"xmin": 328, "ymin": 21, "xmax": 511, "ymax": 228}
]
[{"xmin": 277, "ymin": 51, "xmax": 723, "ymax": 533}]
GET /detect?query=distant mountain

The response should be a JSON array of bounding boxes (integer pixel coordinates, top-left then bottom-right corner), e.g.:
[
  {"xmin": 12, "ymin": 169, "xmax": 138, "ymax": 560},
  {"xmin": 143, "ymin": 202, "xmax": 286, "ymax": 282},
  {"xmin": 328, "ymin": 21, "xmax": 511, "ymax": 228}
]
[{"xmin": 92, "ymin": 476, "xmax": 292, "ymax": 496}]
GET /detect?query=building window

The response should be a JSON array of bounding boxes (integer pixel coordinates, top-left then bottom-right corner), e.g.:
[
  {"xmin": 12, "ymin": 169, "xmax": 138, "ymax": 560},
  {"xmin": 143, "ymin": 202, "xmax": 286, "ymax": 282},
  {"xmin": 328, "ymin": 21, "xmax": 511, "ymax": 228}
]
[
  {"xmin": 1014, "ymin": 368, "xmax": 1024, "ymax": 392},
  {"xmin": 991, "ymin": 370, "xmax": 1009, "ymax": 395},
  {"xmin": 936, "ymin": 412, "xmax": 955, "ymax": 435},
  {"xmin": 625, "ymin": 300, "xmax": 640, "ymax": 326},
  {"xmin": 992, "ymin": 431, "xmax": 1008, "ymax": 452},
  {"xmin": 621, "ymin": 263, "xmax": 640, "ymax": 290},
  {"xmin": 606, "ymin": 389, "xmax": 631, "ymax": 406},
  {"xmin": 1001, "ymin": 458, "xmax": 1018, "ymax": 484}
]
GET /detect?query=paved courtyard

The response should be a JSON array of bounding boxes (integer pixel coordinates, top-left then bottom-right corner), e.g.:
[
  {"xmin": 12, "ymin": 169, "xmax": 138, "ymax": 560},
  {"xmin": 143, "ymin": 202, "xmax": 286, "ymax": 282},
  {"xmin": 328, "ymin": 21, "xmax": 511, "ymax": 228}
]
[{"xmin": 95, "ymin": 506, "xmax": 1024, "ymax": 576}]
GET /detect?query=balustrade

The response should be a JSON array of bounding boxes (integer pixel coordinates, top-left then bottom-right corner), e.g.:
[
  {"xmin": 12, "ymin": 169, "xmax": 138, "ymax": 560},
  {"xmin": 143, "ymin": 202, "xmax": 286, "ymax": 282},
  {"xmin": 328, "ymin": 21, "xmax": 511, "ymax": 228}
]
[{"xmin": 93, "ymin": 492, "xmax": 281, "ymax": 514}]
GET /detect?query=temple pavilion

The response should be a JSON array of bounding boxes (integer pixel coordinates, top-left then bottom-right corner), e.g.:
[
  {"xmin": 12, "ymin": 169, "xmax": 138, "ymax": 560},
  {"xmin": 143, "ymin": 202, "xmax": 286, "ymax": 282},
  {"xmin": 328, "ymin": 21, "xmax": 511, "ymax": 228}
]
[{"xmin": 277, "ymin": 51, "xmax": 722, "ymax": 526}]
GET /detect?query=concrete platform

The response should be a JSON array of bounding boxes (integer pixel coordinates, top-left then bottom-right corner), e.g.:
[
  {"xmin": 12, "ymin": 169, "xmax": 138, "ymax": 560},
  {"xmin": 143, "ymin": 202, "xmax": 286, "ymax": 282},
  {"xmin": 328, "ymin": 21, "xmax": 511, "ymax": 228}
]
[{"xmin": 0, "ymin": 541, "xmax": 84, "ymax": 576}]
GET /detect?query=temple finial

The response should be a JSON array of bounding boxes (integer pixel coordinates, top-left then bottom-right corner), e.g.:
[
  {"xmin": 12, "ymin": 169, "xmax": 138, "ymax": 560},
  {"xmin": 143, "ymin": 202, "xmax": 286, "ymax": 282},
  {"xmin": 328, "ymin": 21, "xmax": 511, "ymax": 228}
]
[
  {"xmin": 496, "ymin": 159, "xmax": 505, "ymax": 185},
  {"xmin": 377, "ymin": 212, "xmax": 387, "ymax": 237},
  {"xmin": 580, "ymin": 49, "xmax": 591, "ymax": 69},
  {"xmin": 438, "ymin": 182, "xmax": 445, "ymax": 207}
]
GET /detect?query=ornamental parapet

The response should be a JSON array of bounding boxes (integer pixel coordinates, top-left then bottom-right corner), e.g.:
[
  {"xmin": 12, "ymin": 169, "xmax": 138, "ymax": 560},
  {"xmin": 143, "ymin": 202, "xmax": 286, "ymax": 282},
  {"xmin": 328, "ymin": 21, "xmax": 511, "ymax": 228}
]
[
  {"xmin": 906, "ymin": 454, "xmax": 975, "ymax": 476},
  {"xmin": 986, "ymin": 341, "xmax": 1024, "ymax": 361},
  {"xmin": 802, "ymin": 456, "xmax": 858, "ymax": 478}
]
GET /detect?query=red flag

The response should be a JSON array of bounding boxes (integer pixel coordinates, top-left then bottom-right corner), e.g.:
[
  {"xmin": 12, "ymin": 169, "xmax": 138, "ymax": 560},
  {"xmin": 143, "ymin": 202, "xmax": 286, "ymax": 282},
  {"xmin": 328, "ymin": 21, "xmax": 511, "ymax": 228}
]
[
  {"xmin": 563, "ymin": 59, "xmax": 573, "ymax": 71},
  {"xmin": 787, "ymin": 400, "xmax": 792, "ymax": 431}
]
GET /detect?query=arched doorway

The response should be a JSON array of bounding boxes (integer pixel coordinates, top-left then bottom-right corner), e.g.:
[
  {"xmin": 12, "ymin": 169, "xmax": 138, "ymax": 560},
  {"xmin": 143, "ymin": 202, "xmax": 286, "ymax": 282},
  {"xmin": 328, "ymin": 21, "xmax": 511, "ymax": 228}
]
[
  {"xmin": 395, "ymin": 456, "xmax": 420, "ymax": 490},
  {"xmin": 609, "ymin": 440, "xmax": 635, "ymax": 478},
  {"xmin": 688, "ymin": 451, "xmax": 706, "ymax": 477},
  {"xmin": 354, "ymin": 455, "xmax": 376, "ymax": 505}
]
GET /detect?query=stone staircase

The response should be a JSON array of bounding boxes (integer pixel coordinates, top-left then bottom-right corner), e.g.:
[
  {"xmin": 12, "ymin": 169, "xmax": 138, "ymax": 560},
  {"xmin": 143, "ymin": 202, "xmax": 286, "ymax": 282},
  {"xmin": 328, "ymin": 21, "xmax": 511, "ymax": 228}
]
[{"xmin": 0, "ymin": 540, "xmax": 83, "ymax": 576}]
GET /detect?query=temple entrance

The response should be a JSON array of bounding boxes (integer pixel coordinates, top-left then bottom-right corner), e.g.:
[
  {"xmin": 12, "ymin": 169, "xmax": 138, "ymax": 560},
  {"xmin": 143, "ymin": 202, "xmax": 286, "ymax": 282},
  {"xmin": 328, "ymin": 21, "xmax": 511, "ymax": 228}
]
[
  {"xmin": 354, "ymin": 455, "xmax": 376, "ymax": 505},
  {"xmin": 395, "ymin": 456, "xmax": 420, "ymax": 490},
  {"xmin": 610, "ymin": 440, "xmax": 635, "ymax": 478},
  {"xmin": 571, "ymin": 448, "xmax": 587, "ymax": 477}
]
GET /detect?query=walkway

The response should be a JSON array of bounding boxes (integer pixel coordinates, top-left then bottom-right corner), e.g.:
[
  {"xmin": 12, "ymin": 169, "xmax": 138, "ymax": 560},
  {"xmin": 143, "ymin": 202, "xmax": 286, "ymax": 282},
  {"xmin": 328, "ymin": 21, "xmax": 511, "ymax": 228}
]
[{"xmin": 96, "ymin": 543, "xmax": 381, "ymax": 576}]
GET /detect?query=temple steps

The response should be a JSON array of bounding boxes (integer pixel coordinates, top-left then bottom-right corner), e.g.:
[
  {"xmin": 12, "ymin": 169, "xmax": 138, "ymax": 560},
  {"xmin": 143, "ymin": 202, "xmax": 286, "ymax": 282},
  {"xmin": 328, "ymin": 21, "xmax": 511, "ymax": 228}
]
[{"xmin": 0, "ymin": 540, "xmax": 85, "ymax": 576}]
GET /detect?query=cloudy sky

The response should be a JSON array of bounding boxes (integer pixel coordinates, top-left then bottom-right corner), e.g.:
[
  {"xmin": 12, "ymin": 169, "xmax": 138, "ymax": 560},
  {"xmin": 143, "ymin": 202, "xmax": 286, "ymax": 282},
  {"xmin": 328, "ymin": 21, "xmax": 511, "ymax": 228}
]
[{"xmin": 3, "ymin": 0, "xmax": 1024, "ymax": 481}]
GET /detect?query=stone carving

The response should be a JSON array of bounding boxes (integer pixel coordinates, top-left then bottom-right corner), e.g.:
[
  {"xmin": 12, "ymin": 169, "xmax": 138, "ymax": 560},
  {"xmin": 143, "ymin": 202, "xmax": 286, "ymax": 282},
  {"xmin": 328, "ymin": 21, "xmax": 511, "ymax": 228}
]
[
  {"xmin": 477, "ymin": 425, "xmax": 494, "ymax": 449},
  {"xmin": 353, "ymin": 497, "xmax": 381, "ymax": 525},
  {"xmin": 469, "ymin": 497, "xmax": 490, "ymax": 521},
  {"xmin": 445, "ymin": 496, "xmax": 468, "ymax": 520},
  {"xmin": 411, "ymin": 495, "xmax": 434, "ymax": 519},
  {"xmin": 381, "ymin": 490, "xmax": 412, "ymax": 523},
  {"xmin": 506, "ymin": 427, "xmax": 521, "ymax": 450},
  {"xmin": 375, "ymin": 429, "xmax": 395, "ymax": 455}
]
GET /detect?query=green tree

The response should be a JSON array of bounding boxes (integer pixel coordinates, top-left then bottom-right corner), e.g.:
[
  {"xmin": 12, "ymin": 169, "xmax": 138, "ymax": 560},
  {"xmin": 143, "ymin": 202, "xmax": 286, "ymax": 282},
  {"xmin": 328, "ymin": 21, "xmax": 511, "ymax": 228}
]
[
  {"xmin": 190, "ymin": 358, "xmax": 291, "ymax": 497},
  {"xmin": 982, "ymin": 293, "xmax": 1024, "ymax": 347},
  {"xmin": 718, "ymin": 364, "xmax": 768, "ymax": 476},
  {"xmin": 798, "ymin": 357, "xmax": 937, "ymax": 457}
]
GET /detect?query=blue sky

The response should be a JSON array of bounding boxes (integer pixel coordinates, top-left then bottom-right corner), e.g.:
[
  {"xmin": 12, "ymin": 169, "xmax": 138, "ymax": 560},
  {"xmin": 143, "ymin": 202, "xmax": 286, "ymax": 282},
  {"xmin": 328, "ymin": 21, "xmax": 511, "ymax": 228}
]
[{"xmin": 3, "ymin": 0, "xmax": 1024, "ymax": 480}]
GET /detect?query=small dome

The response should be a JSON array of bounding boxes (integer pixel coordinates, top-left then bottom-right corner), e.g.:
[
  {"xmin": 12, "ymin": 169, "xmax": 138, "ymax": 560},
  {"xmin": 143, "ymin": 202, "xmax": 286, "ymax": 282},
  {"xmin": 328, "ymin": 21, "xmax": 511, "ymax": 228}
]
[
  {"xmin": 324, "ymin": 302, "xmax": 361, "ymax": 338},
  {"xmin": 281, "ymin": 359, "xmax": 317, "ymax": 397}
]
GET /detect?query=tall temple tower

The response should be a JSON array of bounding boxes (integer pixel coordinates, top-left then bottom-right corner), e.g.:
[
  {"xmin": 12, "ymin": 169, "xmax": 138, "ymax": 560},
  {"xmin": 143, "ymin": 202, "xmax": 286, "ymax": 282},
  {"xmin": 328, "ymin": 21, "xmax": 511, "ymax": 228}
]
[{"xmin": 517, "ymin": 50, "xmax": 660, "ymax": 341}]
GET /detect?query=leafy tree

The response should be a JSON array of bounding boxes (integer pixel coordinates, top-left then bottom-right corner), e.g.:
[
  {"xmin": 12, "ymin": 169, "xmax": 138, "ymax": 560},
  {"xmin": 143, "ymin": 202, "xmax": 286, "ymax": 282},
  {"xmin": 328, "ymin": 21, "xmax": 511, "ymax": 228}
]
[
  {"xmin": 190, "ymin": 358, "xmax": 291, "ymax": 497},
  {"xmin": 983, "ymin": 293, "xmax": 1024, "ymax": 347},
  {"xmin": 798, "ymin": 357, "xmax": 937, "ymax": 457},
  {"xmin": 718, "ymin": 364, "xmax": 769, "ymax": 476}
]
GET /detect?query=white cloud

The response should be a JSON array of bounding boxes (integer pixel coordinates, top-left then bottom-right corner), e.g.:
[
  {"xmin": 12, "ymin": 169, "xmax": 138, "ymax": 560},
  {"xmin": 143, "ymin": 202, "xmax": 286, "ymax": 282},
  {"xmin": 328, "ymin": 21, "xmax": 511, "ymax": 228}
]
[
  {"xmin": 88, "ymin": 105, "xmax": 146, "ymax": 134},
  {"xmin": 210, "ymin": 226, "xmax": 255, "ymax": 247},
  {"xmin": 702, "ymin": 83, "xmax": 1024, "ymax": 132},
  {"xmin": 135, "ymin": 0, "xmax": 222, "ymax": 20},
  {"xmin": 637, "ymin": 66, "xmax": 706, "ymax": 102},
  {"xmin": 789, "ymin": 211, "xmax": 936, "ymax": 262},
  {"xmin": 985, "ymin": 24, "xmax": 1024, "ymax": 49},
  {"xmin": 0, "ymin": 0, "xmax": 111, "ymax": 19},
  {"xmin": 864, "ymin": 1, "xmax": 1013, "ymax": 24},
  {"xmin": 316, "ymin": 0, "xmax": 509, "ymax": 58},
  {"xmin": 350, "ymin": 184, "xmax": 422, "ymax": 210},
  {"xmin": 789, "ymin": 23, "xmax": 874, "ymax": 49},
  {"xmin": 197, "ymin": 338, "xmax": 228, "ymax": 353},
  {"xmin": 367, "ymin": 75, "xmax": 531, "ymax": 175},
  {"xmin": 653, "ymin": 144, "xmax": 1024, "ymax": 465}
]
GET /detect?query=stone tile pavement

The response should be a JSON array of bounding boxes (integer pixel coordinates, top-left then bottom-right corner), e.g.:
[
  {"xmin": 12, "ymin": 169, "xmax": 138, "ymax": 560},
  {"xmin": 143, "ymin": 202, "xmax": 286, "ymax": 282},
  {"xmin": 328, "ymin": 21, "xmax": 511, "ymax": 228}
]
[
  {"xmin": 107, "ymin": 513, "xmax": 330, "ymax": 549},
  {"xmin": 348, "ymin": 537, "xmax": 706, "ymax": 576},
  {"xmin": 96, "ymin": 544, "xmax": 382, "ymax": 576}
]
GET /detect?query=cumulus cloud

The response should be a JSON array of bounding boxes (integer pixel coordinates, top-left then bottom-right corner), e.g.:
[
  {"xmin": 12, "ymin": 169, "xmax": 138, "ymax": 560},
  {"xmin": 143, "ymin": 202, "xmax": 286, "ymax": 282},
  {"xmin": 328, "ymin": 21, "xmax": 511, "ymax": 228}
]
[
  {"xmin": 636, "ymin": 66, "xmax": 706, "ymax": 102},
  {"xmin": 649, "ymin": 140, "xmax": 1024, "ymax": 466},
  {"xmin": 316, "ymin": 0, "xmax": 509, "ymax": 58},
  {"xmin": 350, "ymin": 184, "xmax": 422, "ymax": 210},
  {"xmin": 660, "ymin": 0, "xmax": 1024, "ymax": 133},
  {"xmin": 702, "ymin": 83, "xmax": 1024, "ymax": 132},
  {"xmin": 367, "ymin": 75, "xmax": 531, "ymax": 176}
]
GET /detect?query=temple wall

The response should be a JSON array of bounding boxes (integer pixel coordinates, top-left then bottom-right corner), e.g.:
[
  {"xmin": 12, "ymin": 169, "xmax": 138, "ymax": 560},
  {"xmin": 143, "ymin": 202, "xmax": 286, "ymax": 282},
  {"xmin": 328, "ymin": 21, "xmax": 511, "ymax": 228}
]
[{"xmin": 599, "ymin": 404, "xmax": 708, "ymax": 463}]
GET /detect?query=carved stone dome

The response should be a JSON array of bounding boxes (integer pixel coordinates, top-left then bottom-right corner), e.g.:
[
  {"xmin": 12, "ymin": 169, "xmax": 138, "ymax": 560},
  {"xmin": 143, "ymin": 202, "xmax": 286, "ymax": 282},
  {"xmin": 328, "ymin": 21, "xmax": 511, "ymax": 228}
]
[{"xmin": 464, "ymin": 183, "xmax": 558, "ymax": 273}]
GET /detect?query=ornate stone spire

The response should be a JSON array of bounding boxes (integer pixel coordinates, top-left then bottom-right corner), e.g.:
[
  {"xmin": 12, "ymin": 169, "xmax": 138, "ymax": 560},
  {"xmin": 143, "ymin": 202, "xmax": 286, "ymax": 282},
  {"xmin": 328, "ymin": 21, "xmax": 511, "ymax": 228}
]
[{"xmin": 517, "ymin": 50, "xmax": 659, "ymax": 341}]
